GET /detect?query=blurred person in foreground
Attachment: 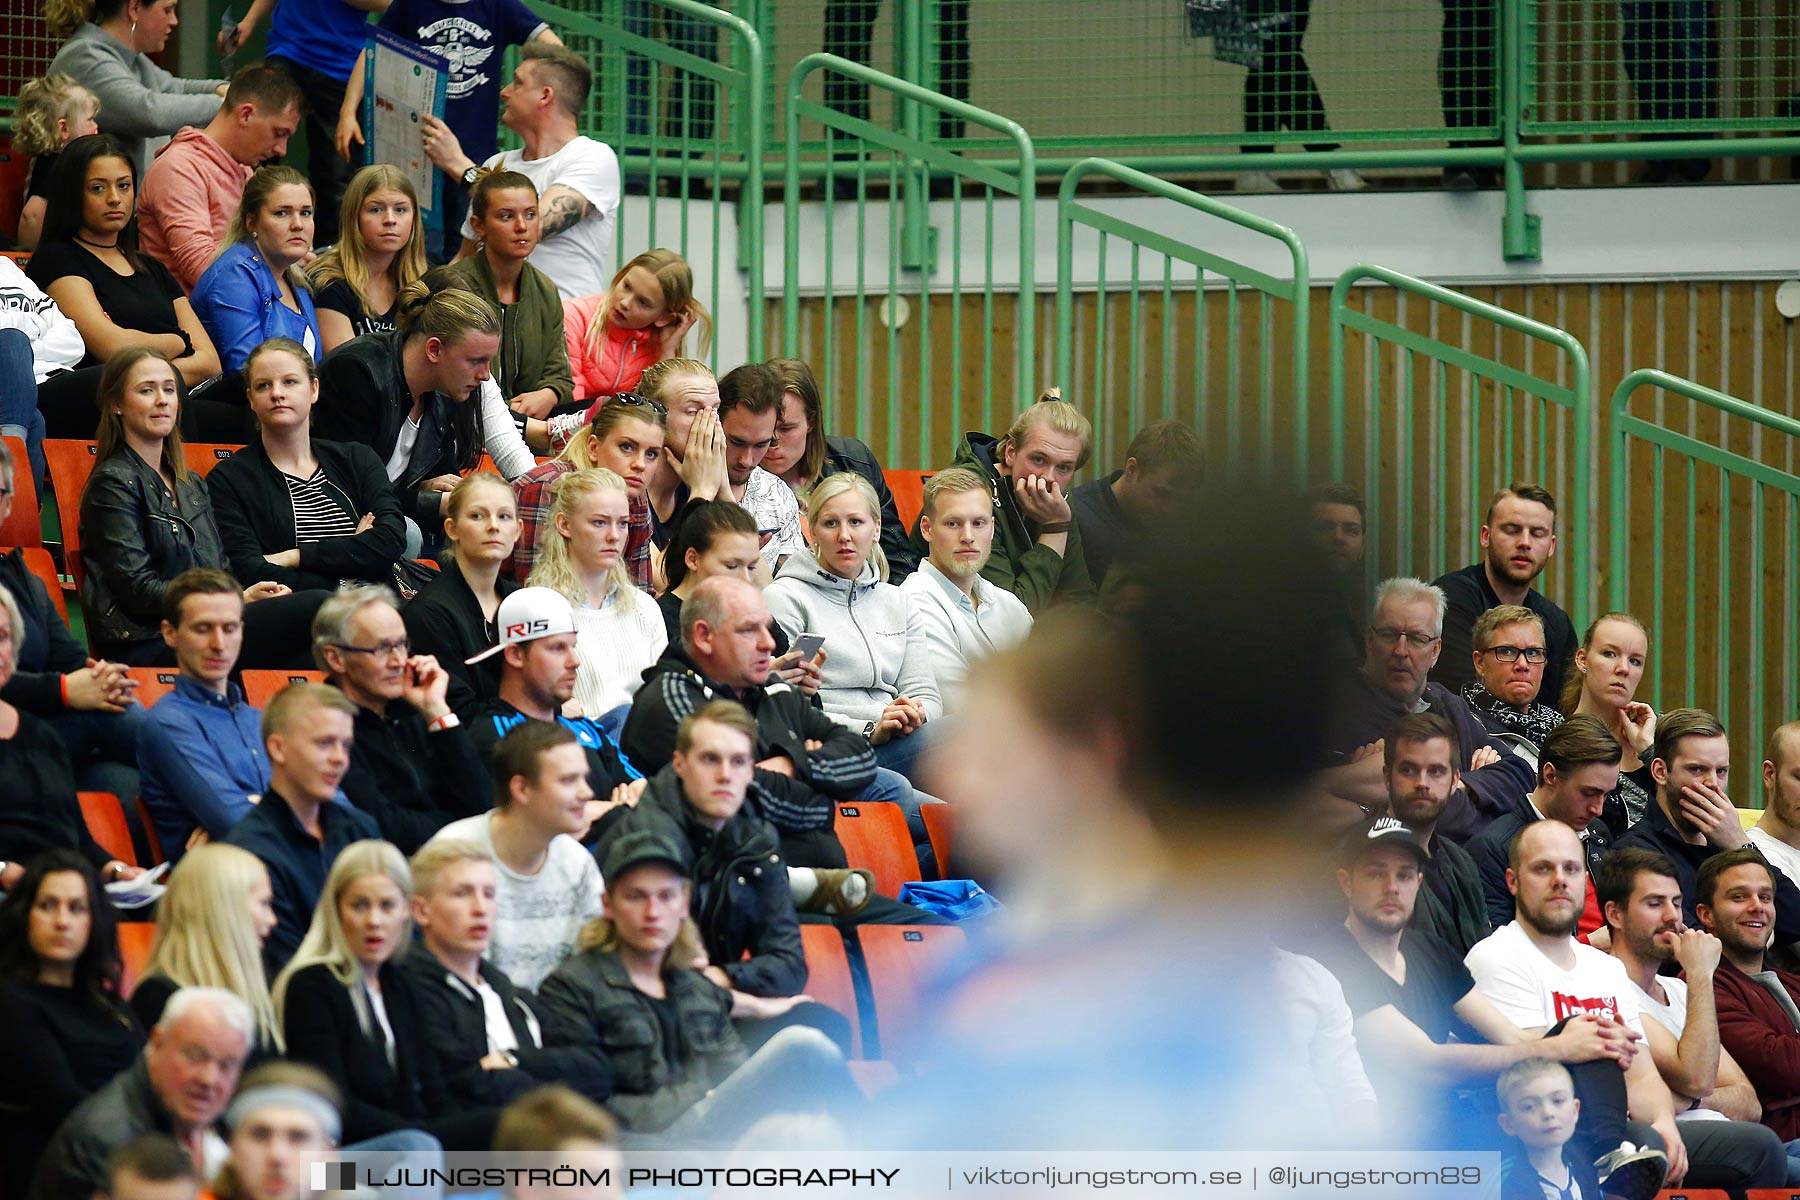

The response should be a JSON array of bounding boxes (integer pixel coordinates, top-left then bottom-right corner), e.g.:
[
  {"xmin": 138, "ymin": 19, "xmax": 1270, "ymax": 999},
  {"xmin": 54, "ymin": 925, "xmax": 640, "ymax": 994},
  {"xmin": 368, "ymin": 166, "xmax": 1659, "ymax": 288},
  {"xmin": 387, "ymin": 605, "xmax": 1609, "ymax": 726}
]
[{"xmin": 910, "ymin": 487, "xmax": 1396, "ymax": 1148}]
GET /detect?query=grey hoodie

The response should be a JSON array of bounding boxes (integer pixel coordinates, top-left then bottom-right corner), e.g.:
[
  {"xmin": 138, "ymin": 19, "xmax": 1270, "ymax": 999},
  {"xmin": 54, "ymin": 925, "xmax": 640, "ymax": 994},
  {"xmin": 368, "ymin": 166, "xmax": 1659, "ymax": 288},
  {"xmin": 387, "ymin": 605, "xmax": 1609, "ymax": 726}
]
[
  {"xmin": 764, "ymin": 552, "xmax": 942, "ymax": 730},
  {"xmin": 49, "ymin": 23, "xmax": 224, "ymax": 175}
]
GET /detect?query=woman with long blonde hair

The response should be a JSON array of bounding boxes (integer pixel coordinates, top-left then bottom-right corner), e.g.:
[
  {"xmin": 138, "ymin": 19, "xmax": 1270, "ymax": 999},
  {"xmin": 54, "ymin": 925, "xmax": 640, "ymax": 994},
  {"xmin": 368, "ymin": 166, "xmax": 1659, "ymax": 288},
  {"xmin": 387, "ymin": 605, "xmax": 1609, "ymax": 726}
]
[
  {"xmin": 191, "ymin": 165, "xmax": 319, "ymax": 374},
  {"xmin": 131, "ymin": 843, "xmax": 282, "ymax": 1057},
  {"xmin": 560, "ymin": 248, "xmax": 712, "ymax": 411},
  {"xmin": 275, "ymin": 839, "xmax": 497, "ymax": 1148},
  {"xmin": 309, "ymin": 164, "xmax": 428, "ymax": 354},
  {"xmin": 528, "ymin": 467, "xmax": 665, "ymax": 721}
]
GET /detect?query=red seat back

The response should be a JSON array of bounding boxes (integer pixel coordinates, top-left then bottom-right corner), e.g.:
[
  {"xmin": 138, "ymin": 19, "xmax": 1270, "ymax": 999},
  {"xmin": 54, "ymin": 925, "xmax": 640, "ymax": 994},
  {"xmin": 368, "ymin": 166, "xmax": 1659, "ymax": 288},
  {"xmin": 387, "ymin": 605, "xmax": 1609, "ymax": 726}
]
[
  {"xmin": 240, "ymin": 669, "xmax": 325, "ymax": 710},
  {"xmin": 921, "ymin": 804, "xmax": 955, "ymax": 878},
  {"xmin": 884, "ymin": 469, "xmax": 932, "ymax": 533},
  {"xmin": 43, "ymin": 440, "xmax": 99, "ymax": 590},
  {"xmin": 2, "ymin": 545, "xmax": 66, "ymax": 624},
  {"xmin": 126, "ymin": 667, "xmax": 180, "ymax": 709},
  {"xmin": 77, "ymin": 791, "xmax": 137, "ymax": 867},
  {"xmin": 1, "ymin": 435, "xmax": 40, "ymax": 547},
  {"xmin": 118, "ymin": 923, "xmax": 155, "ymax": 998},
  {"xmin": 182, "ymin": 443, "xmax": 243, "ymax": 478},
  {"xmin": 834, "ymin": 802, "xmax": 920, "ymax": 897},
  {"xmin": 857, "ymin": 924, "xmax": 967, "ymax": 1068},
  {"xmin": 798, "ymin": 924, "xmax": 862, "ymax": 1058}
]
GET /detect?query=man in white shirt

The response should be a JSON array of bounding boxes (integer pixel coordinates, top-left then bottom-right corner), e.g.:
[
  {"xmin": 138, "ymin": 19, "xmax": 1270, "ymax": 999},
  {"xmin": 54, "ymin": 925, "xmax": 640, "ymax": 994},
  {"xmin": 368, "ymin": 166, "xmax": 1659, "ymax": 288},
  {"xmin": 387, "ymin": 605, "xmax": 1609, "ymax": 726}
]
[
  {"xmin": 1748, "ymin": 720, "xmax": 1800, "ymax": 889},
  {"xmin": 899, "ymin": 467, "xmax": 1032, "ymax": 712},
  {"xmin": 427, "ymin": 42, "xmax": 620, "ymax": 301},
  {"xmin": 1465, "ymin": 820, "xmax": 1684, "ymax": 1183},
  {"xmin": 430, "ymin": 721, "xmax": 604, "ymax": 991}
]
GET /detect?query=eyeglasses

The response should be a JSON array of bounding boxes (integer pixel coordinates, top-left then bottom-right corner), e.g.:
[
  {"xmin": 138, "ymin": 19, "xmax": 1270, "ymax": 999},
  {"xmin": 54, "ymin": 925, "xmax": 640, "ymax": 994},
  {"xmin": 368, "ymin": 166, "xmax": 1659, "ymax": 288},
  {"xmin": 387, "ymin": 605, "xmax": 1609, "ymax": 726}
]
[
  {"xmin": 1480, "ymin": 644, "xmax": 1549, "ymax": 664},
  {"xmin": 1370, "ymin": 627, "xmax": 1441, "ymax": 649},
  {"xmin": 334, "ymin": 639, "xmax": 410, "ymax": 658},
  {"xmin": 613, "ymin": 392, "xmax": 667, "ymax": 417}
]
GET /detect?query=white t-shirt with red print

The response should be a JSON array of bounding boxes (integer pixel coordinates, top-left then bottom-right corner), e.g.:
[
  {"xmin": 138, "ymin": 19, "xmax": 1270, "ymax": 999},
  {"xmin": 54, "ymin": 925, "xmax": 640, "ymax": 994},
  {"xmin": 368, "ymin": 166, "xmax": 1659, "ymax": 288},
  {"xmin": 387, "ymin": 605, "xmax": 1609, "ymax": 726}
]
[{"xmin": 1464, "ymin": 920, "xmax": 1645, "ymax": 1037}]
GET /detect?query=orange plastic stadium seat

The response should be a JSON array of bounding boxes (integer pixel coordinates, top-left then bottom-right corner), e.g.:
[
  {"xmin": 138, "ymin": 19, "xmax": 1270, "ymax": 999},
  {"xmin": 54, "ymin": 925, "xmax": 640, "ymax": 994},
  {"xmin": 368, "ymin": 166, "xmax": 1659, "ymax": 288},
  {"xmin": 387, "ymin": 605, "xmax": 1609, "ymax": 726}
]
[
  {"xmin": 884, "ymin": 469, "xmax": 931, "ymax": 532},
  {"xmin": 43, "ymin": 440, "xmax": 99, "ymax": 588},
  {"xmin": 125, "ymin": 667, "xmax": 180, "ymax": 709},
  {"xmin": 857, "ymin": 924, "xmax": 968, "ymax": 1068},
  {"xmin": 135, "ymin": 796, "xmax": 165, "ymax": 866},
  {"xmin": 182, "ymin": 443, "xmax": 243, "ymax": 478},
  {"xmin": 241, "ymin": 669, "xmax": 325, "ymax": 710},
  {"xmin": 834, "ymin": 802, "xmax": 920, "ymax": 897},
  {"xmin": 0, "ymin": 435, "xmax": 40, "ymax": 547},
  {"xmin": 118, "ymin": 923, "xmax": 155, "ymax": 997},
  {"xmin": 77, "ymin": 791, "xmax": 137, "ymax": 867},
  {"xmin": 798, "ymin": 923, "xmax": 863, "ymax": 1058},
  {"xmin": 921, "ymin": 804, "xmax": 955, "ymax": 878}
]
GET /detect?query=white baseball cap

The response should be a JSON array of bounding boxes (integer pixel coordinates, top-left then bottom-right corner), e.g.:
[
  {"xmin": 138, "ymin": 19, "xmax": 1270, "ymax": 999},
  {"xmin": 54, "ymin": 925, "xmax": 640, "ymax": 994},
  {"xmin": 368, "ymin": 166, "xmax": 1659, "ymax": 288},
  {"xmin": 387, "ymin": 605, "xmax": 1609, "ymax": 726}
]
[{"xmin": 465, "ymin": 587, "xmax": 577, "ymax": 664}]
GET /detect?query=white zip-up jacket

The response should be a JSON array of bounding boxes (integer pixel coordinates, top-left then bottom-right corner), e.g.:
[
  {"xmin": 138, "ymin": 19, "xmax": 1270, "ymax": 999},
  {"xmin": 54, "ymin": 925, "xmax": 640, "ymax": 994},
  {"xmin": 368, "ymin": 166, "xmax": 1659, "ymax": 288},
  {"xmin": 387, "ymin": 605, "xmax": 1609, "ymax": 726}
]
[
  {"xmin": 0, "ymin": 257, "xmax": 83, "ymax": 382},
  {"xmin": 764, "ymin": 552, "xmax": 942, "ymax": 730}
]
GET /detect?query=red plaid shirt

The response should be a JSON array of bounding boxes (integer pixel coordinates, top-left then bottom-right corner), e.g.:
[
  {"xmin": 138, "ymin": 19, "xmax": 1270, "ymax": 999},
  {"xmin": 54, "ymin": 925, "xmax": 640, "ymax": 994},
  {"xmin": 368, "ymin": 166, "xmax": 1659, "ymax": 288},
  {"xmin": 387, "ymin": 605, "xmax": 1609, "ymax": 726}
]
[{"xmin": 508, "ymin": 460, "xmax": 653, "ymax": 589}]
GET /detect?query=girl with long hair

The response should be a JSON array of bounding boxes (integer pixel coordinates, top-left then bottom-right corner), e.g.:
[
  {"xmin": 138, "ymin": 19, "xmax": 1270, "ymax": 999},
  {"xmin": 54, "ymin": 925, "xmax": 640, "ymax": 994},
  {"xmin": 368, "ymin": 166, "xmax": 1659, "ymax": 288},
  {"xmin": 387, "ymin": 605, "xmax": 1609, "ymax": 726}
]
[
  {"xmin": 1564, "ymin": 611, "xmax": 1657, "ymax": 831},
  {"xmin": 401, "ymin": 472, "xmax": 520, "ymax": 719},
  {"xmin": 308, "ymin": 164, "xmax": 428, "ymax": 354},
  {"xmin": 274, "ymin": 840, "xmax": 496, "ymax": 1148},
  {"xmin": 131, "ymin": 842, "xmax": 282, "ymax": 1057},
  {"xmin": 192, "ymin": 166, "xmax": 320, "ymax": 374},
  {"xmin": 526, "ymin": 468, "xmax": 665, "ymax": 720},
  {"xmin": 557, "ymin": 247, "xmax": 712, "ymax": 419}
]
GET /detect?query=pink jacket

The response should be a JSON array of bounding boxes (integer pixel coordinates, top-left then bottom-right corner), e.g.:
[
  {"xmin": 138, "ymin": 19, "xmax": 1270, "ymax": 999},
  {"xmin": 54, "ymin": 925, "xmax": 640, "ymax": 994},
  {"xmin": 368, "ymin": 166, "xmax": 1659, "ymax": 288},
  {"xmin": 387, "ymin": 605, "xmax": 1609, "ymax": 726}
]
[
  {"xmin": 139, "ymin": 127, "xmax": 254, "ymax": 293},
  {"xmin": 563, "ymin": 292, "xmax": 662, "ymax": 403}
]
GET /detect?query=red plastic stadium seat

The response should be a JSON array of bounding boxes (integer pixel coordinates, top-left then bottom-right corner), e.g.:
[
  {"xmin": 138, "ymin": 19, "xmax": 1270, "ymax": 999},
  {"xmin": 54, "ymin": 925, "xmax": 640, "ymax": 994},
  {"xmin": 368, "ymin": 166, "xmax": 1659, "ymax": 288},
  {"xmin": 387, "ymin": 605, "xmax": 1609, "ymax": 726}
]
[
  {"xmin": 182, "ymin": 443, "xmax": 243, "ymax": 478},
  {"xmin": 1743, "ymin": 1192, "xmax": 1800, "ymax": 1200},
  {"xmin": 884, "ymin": 469, "xmax": 932, "ymax": 532},
  {"xmin": 834, "ymin": 802, "xmax": 920, "ymax": 897},
  {"xmin": 126, "ymin": 667, "xmax": 180, "ymax": 709},
  {"xmin": 43, "ymin": 439, "xmax": 99, "ymax": 589},
  {"xmin": 1660, "ymin": 1192, "xmax": 1733, "ymax": 1200},
  {"xmin": 2, "ymin": 546, "xmax": 66, "ymax": 624},
  {"xmin": 0, "ymin": 435, "xmax": 40, "ymax": 547},
  {"xmin": 118, "ymin": 922, "xmax": 155, "ymax": 998},
  {"xmin": 135, "ymin": 796, "xmax": 165, "ymax": 866},
  {"xmin": 77, "ymin": 791, "xmax": 137, "ymax": 867},
  {"xmin": 798, "ymin": 924, "xmax": 862, "ymax": 1058},
  {"xmin": 241, "ymin": 669, "xmax": 325, "ymax": 710},
  {"xmin": 921, "ymin": 804, "xmax": 955, "ymax": 878},
  {"xmin": 857, "ymin": 924, "xmax": 967, "ymax": 1068}
]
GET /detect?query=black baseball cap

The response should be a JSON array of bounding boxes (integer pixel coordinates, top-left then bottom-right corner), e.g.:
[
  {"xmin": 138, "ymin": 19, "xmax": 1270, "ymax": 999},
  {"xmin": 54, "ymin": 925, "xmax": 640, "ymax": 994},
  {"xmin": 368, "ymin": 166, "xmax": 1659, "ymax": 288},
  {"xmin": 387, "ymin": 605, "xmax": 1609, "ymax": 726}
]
[
  {"xmin": 600, "ymin": 830, "xmax": 691, "ymax": 883},
  {"xmin": 1339, "ymin": 816, "xmax": 1430, "ymax": 867}
]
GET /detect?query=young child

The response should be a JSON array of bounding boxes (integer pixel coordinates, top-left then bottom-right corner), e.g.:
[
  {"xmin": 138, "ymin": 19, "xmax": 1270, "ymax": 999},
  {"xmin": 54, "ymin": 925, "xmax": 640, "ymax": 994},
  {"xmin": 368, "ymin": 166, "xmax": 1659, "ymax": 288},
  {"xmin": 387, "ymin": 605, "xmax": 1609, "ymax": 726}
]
[
  {"xmin": 555, "ymin": 247, "xmax": 712, "ymax": 426},
  {"xmin": 12, "ymin": 74, "xmax": 99, "ymax": 250},
  {"xmin": 1497, "ymin": 1058, "xmax": 1662, "ymax": 1200}
]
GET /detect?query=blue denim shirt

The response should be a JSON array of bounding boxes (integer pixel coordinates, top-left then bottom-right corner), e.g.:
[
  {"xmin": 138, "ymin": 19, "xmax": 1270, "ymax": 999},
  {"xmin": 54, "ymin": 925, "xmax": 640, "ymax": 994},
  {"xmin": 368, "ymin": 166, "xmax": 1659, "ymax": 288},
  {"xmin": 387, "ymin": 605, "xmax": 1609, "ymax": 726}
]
[
  {"xmin": 190, "ymin": 240, "xmax": 320, "ymax": 373},
  {"xmin": 138, "ymin": 674, "xmax": 269, "ymax": 862}
]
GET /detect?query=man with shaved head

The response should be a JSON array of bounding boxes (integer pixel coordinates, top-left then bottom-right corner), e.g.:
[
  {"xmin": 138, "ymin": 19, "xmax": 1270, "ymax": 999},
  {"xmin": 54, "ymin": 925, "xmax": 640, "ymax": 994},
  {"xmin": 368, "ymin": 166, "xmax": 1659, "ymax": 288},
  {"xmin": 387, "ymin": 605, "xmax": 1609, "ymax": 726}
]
[{"xmin": 1748, "ymin": 720, "xmax": 1800, "ymax": 890}]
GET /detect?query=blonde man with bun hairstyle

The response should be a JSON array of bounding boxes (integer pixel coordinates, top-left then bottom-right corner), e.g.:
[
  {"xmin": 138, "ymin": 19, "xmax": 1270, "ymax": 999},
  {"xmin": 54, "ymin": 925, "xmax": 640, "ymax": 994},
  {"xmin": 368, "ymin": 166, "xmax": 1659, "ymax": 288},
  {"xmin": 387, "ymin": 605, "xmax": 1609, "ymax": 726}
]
[{"xmin": 911, "ymin": 389, "xmax": 1098, "ymax": 614}]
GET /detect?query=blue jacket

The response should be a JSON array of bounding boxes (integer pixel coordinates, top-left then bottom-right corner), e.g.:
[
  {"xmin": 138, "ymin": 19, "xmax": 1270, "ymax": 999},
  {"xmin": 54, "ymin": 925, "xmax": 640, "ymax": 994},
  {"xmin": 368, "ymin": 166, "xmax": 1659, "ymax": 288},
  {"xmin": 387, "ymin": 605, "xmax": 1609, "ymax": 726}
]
[
  {"xmin": 139, "ymin": 675, "xmax": 270, "ymax": 861},
  {"xmin": 226, "ymin": 787, "xmax": 379, "ymax": 967},
  {"xmin": 191, "ymin": 240, "xmax": 320, "ymax": 373}
]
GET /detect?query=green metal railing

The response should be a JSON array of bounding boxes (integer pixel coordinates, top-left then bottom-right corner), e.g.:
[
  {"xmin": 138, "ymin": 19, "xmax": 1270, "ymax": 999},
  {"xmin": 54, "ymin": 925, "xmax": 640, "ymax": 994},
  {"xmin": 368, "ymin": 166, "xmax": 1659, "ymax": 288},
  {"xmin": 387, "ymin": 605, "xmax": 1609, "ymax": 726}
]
[
  {"xmin": 526, "ymin": 0, "xmax": 765, "ymax": 361},
  {"xmin": 1608, "ymin": 369, "xmax": 1800, "ymax": 811},
  {"xmin": 1328, "ymin": 263, "xmax": 1591, "ymax": 619},
  {"xmin": 782, "ymin": 53, "xmax": 1034, "ymax": 469},
  {"xmin": 1054, "ymin": 157, "xmax": 1310, "ymax": 480}
]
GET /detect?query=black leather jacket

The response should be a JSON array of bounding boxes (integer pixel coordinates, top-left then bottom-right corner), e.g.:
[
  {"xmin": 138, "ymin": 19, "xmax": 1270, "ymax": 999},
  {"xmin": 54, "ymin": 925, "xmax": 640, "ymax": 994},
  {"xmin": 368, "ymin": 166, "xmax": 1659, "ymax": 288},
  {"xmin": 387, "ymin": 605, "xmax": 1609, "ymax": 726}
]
[
  {"xmin": 595, "ymin": 767, "xmax": 807, "ymax": 998},
  {"xmin": 537, "ymin": 949, "xmax": 743, "ymax": 1133},
  {"xmin": 77, "ymin": 446, "xmax": 226, "ymax": 649}
]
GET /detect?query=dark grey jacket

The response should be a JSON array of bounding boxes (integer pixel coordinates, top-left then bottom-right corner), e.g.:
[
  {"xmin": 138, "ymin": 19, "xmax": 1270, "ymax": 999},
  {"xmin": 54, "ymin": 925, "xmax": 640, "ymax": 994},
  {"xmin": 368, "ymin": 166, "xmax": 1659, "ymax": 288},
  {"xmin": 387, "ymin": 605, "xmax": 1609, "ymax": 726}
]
[{"xmin": 29, "ymin": 1058, "xmax": 180, "ymax": 1200}]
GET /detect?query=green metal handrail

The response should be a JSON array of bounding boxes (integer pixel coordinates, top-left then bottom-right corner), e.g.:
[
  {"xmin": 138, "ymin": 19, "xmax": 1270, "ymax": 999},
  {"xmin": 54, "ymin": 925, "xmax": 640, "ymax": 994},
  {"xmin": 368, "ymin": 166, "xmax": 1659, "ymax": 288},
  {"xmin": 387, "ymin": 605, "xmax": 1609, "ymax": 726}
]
[
  {"xmin": 1329, "ymin": 263, "xmax": 1592, "ymax": 620},
  {"xmin": 1054, "ymin": 157, "xmax": 1310, "ymax": 479},
  {"xmin": 783, "ymin": 53, "xmax": 1035, "ymax": 463},
  {"xmin": 1608, "ymin": 369, "xmax": 1800, "ymax": 809}
]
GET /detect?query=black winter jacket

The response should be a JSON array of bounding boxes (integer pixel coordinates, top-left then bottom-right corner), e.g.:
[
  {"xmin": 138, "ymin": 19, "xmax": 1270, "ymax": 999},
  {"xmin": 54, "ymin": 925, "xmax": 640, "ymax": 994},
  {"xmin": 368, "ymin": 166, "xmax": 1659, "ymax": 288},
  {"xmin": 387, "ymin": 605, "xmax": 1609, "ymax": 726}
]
[
  {"xmin": 537, "ymin": 950, "xmax": 743, "ymax": 1133},
  {"xmin": 315, "ymin": 330, "xmax": 470, "ymax": 529},
  {"xmin": 596, "ymin": 766, "xmax": 807, "ymax": 998},
  {"xmin": 78, "ymin": 446, "xmax": 226, "ymax": 649},
  {"xmin": 341, "ymin": 698, "xmax": 490, "ymax": 853},
  {"xmin": 398, "ymin": 952, "xmax": 612, "ymax": 1108},
  {"xmin": 0, "ymin": 547, "xmax": 88, "ymax": 716},
  {"xmin": 821, "ymin": 434, "xmax": 918, "ymax": 582},
  {"xmin": 206, "ymin": 437, "xmax": 407, "ymax": 591},
  {"xmin": 621, "ymin": 645, "xmax": 877, "ymax": 832}
]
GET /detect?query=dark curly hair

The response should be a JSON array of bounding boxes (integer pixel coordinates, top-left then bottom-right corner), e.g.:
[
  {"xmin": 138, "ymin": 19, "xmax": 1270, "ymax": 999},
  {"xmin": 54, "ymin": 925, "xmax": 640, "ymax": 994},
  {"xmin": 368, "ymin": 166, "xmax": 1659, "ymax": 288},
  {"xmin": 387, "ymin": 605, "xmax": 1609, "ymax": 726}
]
[{"xmin": 0, "ymin": 847, "xmax": 123, "ymax": 999}]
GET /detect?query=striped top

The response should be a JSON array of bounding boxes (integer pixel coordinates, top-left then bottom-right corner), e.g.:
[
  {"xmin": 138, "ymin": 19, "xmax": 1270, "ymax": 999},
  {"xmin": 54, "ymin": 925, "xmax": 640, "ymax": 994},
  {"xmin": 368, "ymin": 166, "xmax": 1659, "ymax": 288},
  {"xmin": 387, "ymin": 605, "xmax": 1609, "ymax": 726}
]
[{"xmin": 285, "ymin": 468, "xmax": 359, "ymax": 548}]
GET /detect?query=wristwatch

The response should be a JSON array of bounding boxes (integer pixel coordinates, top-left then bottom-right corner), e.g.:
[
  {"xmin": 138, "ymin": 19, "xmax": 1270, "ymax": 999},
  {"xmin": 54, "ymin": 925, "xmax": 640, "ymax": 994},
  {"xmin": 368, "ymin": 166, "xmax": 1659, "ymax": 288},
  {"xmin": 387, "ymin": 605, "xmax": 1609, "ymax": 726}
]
[{"xmin": 460, "ymin": 165, "xmax": 482, "ymax": 189}]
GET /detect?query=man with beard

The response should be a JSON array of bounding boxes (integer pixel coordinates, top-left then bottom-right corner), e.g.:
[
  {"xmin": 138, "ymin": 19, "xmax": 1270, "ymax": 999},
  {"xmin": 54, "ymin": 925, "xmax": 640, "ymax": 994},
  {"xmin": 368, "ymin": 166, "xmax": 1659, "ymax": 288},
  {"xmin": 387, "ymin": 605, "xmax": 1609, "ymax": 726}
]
[
  {"xmin": 1748, "ymin": 720, "xmax": 1800, "ymax": 888},
  {"xmin": 1465, "ymin": 821, "xmax": 1686, "ymax": 1186},
  {"xmin": 1599, "ymin": 847, "xmax": 1765, "ymax": 1125},
  {"xmin": 1469, "ymin": 716, "xmax": 1620, "ymax": 935},
  {"xmin": 1381, "ymin": 713, "xmax": 1490, "ymax": 957},
  {"xmin": 1430, "ymin": 483, "xmax": 1577, "ymax": 705},
  {"xmin": 1618, "ymin": 708, "xmax": 1800, "ymax": 941},
  {"xmin": 1305, "ymin": 481, "xmax": 1367, "ymax": 672},
  {"xmin": 1322, "ymin": 578, "xmax": 1534, "ymax": 840},
  {"xmin": 1306, "ymin": 817, "xmax": 1632, "ymax": 1148},
  {"xmin": 1461, "ymin": 605, "xmax": 1565, "ymax": 762},
  {"xmin": 1698, "ymin": 847, "xmax": 1800, "ymax": 1169}
]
